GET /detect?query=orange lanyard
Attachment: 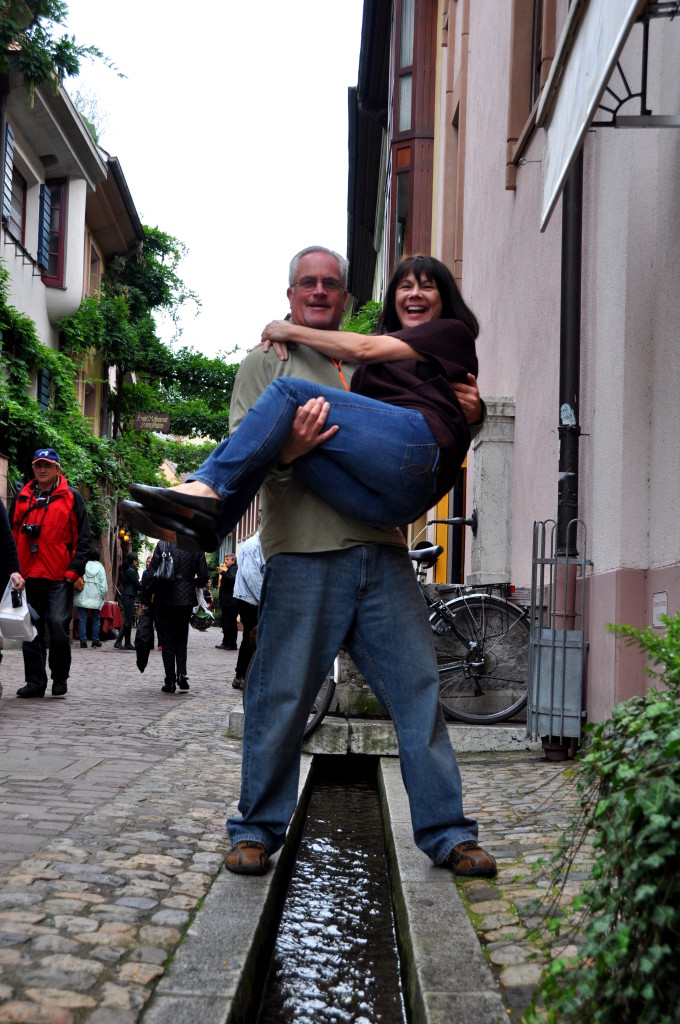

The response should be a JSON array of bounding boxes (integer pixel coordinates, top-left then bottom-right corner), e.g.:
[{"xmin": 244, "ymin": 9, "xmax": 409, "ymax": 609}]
[{"xmin": 332, "ymin": 359, "xmax": 350, "ymax": 391}]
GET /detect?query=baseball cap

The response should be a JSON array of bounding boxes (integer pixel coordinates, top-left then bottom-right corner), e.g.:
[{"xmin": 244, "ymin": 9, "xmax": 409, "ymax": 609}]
[{"xmin": 32, "ymin": 448, "xmax": 60, "ymax": 465}]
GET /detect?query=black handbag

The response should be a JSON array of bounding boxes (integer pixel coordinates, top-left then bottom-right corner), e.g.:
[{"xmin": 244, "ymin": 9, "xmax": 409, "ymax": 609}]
[{"xmin": 155, "ymin": 543, "xmax": 175, "ymax": 582}]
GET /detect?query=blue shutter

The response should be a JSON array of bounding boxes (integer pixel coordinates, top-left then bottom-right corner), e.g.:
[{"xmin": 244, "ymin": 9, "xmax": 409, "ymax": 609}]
[
  {"xmin": 2, "ymin": 123, "xmax": 14, "ymax": 224},
  {"xmin": 37, "ymin": 369, "xmax": 50, "ymax": 410},
  {"xmin": 37, "ymin": 184, "xmax": 52, "ymax": 269}
]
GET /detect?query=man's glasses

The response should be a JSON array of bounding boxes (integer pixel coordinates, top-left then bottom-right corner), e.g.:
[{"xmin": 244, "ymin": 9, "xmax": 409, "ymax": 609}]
[{"xmin": 291, "ymin": 277, "xmax": 344, "ymax": 293}]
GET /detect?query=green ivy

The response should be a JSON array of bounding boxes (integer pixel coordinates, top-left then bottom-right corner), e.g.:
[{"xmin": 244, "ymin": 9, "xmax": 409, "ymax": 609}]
[
  {"xmin": 526, "ymin": 612, "xmax": 680, "ymax": 1024},
  {"xmin": 341, "ymin": 299, "xmax": 382, "ymax": 335}
]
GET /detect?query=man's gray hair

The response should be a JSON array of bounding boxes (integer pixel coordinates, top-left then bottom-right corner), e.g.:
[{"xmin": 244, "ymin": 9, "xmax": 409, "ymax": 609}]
[{"xmin": 288, "ymin": 246, "xmax": 349, "ymax": 288}]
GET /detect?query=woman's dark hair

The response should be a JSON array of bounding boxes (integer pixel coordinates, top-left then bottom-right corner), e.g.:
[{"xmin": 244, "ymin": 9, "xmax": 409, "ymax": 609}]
[
  {"xmin": 378, "ymin": 255, "xmax": 479, "ymax": 338},
  {"xmin": 88, "ymin": 549, "xmax": 101, "ymax": 562},
  {"xmin": 124, "ymin": 553, "xmax": 137, "ymax": 568}
]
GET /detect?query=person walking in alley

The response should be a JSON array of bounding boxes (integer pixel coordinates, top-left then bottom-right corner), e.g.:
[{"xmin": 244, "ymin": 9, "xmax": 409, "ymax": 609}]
[
  {"xmin": 114, "ymin": 553, "xmax": 140, "ymax": 651},
  {"xmin": 73, "ymin": 549, "xmax": 108, "ymax": 648},
  {"xmin": 10, "ymin": 447, "xmax": 91, "ymax": 698},
  {"xmin": 0, "ymin": 499, "xmax": 25, "ymax": 699},
  {"xmin": 231, "ymin": 529, "xmax": 265, "ymax": 690},
  {"xmin": 135, "ymin": 246, "xmax": 492, "ymax": 879},
  {"xmin": 149, "ymin": 540, "xmax": 209, "ymax": 694},
  {"xmin": 215, "ymin": 553, "xmax": 238, "ymax": 650}
]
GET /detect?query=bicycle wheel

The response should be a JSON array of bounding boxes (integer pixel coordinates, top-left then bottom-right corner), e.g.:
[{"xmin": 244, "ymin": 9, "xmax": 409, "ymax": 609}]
[
  {"xmin": 242, "ymin": 657, "xmax": 338, "ymax": 739},
  {"xmin": 430, "ymin": 595, "xmax": 529, "ymax": 724}
]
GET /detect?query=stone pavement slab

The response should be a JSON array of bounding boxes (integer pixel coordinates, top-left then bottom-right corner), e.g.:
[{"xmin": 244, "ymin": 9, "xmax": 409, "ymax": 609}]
[{"xmin": 0, "ymin": 627, "xmax": 588, "ymax": 1023}]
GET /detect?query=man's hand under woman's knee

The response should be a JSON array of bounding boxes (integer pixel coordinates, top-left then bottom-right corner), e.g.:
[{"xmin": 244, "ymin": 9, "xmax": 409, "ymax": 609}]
[{"xmin": 276, "ymin": 398, "xmax": 340, "ymax": 467}]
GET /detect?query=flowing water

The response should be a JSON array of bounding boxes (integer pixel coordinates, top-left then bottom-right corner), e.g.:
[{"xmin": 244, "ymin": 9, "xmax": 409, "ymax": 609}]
[{"xmin": 257, "ymin": 759, "xmax": 408, "ymax": 1024}]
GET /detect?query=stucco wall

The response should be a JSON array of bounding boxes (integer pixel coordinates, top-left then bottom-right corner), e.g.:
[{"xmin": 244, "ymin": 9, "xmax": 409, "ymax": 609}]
[{"xmin": 435, "ymin": 2, "xmax": 679, "ymax": 718}]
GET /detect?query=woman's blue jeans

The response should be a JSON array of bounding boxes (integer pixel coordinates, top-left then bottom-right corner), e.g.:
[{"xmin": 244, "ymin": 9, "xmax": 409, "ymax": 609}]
[
  {"xmin": 226, "ymin": 545, "xmax": 478, "ymax": 864},
  {"xmin": 190, "ymin": 377, "xmax": 441, "ymax": 532}
]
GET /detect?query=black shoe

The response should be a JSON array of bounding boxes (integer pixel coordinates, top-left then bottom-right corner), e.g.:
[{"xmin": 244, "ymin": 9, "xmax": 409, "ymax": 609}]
[
  {"xmin": 16, "ymin": 685, "xmax": 45, "ymax": 699},
  {"xmin": 215, "ymin": 643, "xmax": 229, "ymax": 649},
  {"xmin": 118, "ymin": 500, "xmax": 219, "ymax": 553},
  {"xmin": 113, "ymin": 642, "xmax": 124, "ymax": 649},
  {"xmin": 177, "ymin": 676, "xmax": 190, "ymax": 691},
  {"xmin": 51, "ymin": 681, "xmax": 68, "ymax": 697},
  {"xmin": 129, "ymin": 483, "xmax": 223, "ymax": 525},
  {"xmin": 91, "ymin": 640, "xmax": 102, "ymax": 648},
  {"xmin": 123, "ymin": 644, "xmax": 135, "ymax": 650},
  {"xmin": 80, "ymin": 641, "xmax": 88, "ymax": 649},
  {"xmin": 161, "ymin": 682, "xmax": 176, "ymax": 693}
]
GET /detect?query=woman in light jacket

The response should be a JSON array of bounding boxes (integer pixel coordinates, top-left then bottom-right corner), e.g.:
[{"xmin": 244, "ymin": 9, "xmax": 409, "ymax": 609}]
[{"xmin": 74, "ymin": 549, "xmax": 108, "ymax": 648}]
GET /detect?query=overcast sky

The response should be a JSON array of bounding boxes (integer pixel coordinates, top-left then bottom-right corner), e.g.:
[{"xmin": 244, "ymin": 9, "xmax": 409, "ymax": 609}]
[{"xmin": 64, "ymin": 0, "xmax": 365, "ymax": 362}]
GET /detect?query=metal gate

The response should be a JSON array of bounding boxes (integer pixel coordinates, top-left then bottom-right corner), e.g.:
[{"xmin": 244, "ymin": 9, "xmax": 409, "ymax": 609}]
[{"xmin": 527, "ymin": 519, "xmax": 591, "ymax": 744}]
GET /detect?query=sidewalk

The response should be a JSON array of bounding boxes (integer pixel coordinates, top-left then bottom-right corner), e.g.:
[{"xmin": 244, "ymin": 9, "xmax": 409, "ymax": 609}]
[{"xmin": 0, "ymin": 627, "xmax": 587, "ymax": 1023}]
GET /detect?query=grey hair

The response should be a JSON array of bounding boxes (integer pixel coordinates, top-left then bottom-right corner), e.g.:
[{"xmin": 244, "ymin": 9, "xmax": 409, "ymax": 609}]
[{"xmin": 288, "ymin": 246, "xmax": 349, "ymax": 288}]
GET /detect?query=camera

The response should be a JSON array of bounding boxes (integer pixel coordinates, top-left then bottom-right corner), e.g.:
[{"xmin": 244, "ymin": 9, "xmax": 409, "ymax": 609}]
[
  {"xmin": 21, "ymin": 523, "xmax": 41, "ymax": 538},
  {"xmin": 11, "ymin": 590, "xmax": 22, "ymax": 608}
]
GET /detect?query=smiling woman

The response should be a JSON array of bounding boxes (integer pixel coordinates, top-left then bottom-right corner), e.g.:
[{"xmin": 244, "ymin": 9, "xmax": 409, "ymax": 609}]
[{"xmin": 120, "ymin": 253, "xmax": 482, "ymax": 552}]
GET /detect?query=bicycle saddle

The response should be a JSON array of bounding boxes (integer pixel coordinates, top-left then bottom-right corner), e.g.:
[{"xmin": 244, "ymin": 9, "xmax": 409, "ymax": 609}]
[{"xmin": 407, "ymin": 544, "xmax": 443, "ymax": 568}]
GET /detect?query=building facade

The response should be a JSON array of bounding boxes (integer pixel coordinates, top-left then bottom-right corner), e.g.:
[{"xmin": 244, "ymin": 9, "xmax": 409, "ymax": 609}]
[{"xmin": 347, "ymin": 0, "xmax": 680, "ymax": 719}]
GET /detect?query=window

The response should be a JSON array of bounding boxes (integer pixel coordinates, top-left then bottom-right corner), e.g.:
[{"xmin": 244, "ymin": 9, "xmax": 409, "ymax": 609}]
[
  {"xmin": 37, "ymin": 369, "xmax": 50, "ymax": 411},
  {"xmin": 7, "ymin": 167, "xmax": 26, "ymax": 243},
  {"xmin": 396, "ymin": 0, "xmax": 415, "ymax": 134},
  {"xmin": 506, "ymin": 0, "xmax": 556, "ymax": 189},
  {"xmin": 395, "ymin": 170, "xmax": 410, "ymax": 262},
  {"xmin": 41, "ymin": 179, "xmax": 67, "ymax": 286},
  {"xmin": 86, "ymin": 233, "xmax": 102, "ymax": 295},
  {"xmin": 1, "ymin": 123, "xmax": 14, "ymax": 228}
]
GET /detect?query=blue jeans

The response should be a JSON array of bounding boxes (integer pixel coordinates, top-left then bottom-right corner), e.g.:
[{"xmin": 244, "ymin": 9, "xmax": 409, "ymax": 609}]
[
  {"xmin": 227, "ymin": 545, "xmax": 478, "ymax": 864},
  {"xmin": 191, "ymin": 378, "xmax": 441, "ymax": 531},
  {"xmin": 77, "ymin": 607, "xmax": 101, "ymax": 644},
  {"xmin": 22, "ymin": 579, "xmax": 74, "ymax": 691}
]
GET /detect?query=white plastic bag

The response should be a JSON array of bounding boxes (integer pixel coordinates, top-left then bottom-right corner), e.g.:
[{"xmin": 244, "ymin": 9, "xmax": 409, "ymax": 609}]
[
  {"xmin": 0, "ymin": 581, "xmax": 37, "ymax": 641},
  {"xmin": 190, "ymin": 587, "xmax": 214, "ymax": 631}
]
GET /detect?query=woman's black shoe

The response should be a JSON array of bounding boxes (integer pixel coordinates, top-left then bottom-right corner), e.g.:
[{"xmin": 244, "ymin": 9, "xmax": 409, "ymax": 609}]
[
  {"xmin": 129, "ymin": 484, "xmax": 223, "ymax": 526},
  {"xmin": 177, "ymin": 676, "xmax": 190, "ymax": 691},
  {"xmin": 161, "ymin": 682, "xmax": 176, "ymax": 693},
  {"xmin": 118, "ymin": 500, "xmax": 220, "ymax": 553}
]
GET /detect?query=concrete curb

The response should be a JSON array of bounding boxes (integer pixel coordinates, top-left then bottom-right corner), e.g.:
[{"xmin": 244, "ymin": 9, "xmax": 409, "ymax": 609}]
[
  {"xmin": 140, "ymin": 758, "xmax": 315, "ymax": 1024},
  {"xmin": 142, "ymin": 756, "xmax": 508, "ymax": 1024},
  {"xmin": 227, "ymin": 706, "xmax": 542, "ymax": 755},
  {"xmin": 379, "ymin": 760, "xmax": 506, "ymax": 1024}
]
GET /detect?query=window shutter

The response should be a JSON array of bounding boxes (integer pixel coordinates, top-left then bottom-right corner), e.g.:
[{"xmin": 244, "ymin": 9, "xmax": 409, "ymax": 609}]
[
  {"xmin": 37, "ymin": 369, "xmax": 50, "ymax": 411},
  {"xmin": 37, "ymin": 184, "xmax": 52, "ymax": 268},
  {"xmin": 2, "ymin": 124, "xmax": 14, "ymax": 224}
]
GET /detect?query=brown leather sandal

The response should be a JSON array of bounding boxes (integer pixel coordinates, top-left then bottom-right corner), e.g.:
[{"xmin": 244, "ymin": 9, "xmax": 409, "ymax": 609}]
[
  {"xmin": 225, "ymin": 840, "xmax": 270, "ymax": 876},
  {"xmin": 444, "ymin": 841, "xmax": 497, "ymax": 877}
]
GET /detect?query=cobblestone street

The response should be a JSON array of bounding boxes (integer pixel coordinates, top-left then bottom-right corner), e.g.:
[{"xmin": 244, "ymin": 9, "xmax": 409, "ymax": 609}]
[{"xmin": 0, "ymin": 625, "xmax": 588, "ymax": 1023}]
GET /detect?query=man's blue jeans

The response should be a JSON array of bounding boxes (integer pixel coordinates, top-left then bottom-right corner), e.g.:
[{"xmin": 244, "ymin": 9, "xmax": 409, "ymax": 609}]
[
  {"xmin": 227, "ymin": 545, "xmax": 478, "ymax": 865},
  {"xmin": 191, "ymin": 377, "xmax": 441, "ymax": 532},
  {"xmin": 23, "ymin": 579, "xmax": 73, "ymax": 692}
]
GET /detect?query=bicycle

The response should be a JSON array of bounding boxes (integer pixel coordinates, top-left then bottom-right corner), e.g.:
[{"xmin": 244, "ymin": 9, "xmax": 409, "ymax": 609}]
[
  {"xmin": 243, "ymin": 515, "xmax": 529, "ymax": 735},
  {"xmin": 242, "ymin": 656, "xmax": 338, "ymax": 739},
  {"xmin": 411, "ymin": 515, "xmax": 530, "ymax": 724}
]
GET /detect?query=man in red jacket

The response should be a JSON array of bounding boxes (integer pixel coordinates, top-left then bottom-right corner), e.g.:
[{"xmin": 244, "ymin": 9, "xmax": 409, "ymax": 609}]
[{"xmin": 10, "ymin": 448, "xmax": 91, "ymax": 699}]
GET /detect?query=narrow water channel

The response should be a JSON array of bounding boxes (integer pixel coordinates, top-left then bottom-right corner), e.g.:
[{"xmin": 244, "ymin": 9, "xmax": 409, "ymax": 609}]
[{"xmin": 257, "ymin": 757, "xmax": 408, "ymax": 1024}]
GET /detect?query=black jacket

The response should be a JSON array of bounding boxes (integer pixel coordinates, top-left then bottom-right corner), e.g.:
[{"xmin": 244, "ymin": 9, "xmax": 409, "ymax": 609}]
[{"xmin": 150, "ymin": 541, "xmax": 209, "ymax": 608}]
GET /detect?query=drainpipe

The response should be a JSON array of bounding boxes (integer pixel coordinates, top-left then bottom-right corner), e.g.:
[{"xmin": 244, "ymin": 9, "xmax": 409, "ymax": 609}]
[
  {"xmin": 556, "ymin": 146, "xmax": 583, "ymax": 573},
  {"xmin": 546, "ymin": 146, "xmax": 583, "ymax": 757}
]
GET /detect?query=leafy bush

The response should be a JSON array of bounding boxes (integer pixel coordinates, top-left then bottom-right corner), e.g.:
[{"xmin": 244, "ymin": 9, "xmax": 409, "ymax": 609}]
[
  {"xmin": 527, "ymin": 612, "xmax": 680, "ymax": 1024},
  {"xmin": 341, "ymin": 300, "xmax": 382, "ymax": 335}
]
